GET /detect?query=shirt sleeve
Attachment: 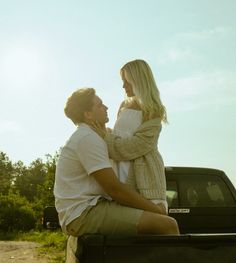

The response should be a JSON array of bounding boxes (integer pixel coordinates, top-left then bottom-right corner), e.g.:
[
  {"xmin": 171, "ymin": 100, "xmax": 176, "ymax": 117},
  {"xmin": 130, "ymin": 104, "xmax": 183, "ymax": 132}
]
[{"xmin": 75, "ymin": 133, "xmax": 112, "ymax": 175}]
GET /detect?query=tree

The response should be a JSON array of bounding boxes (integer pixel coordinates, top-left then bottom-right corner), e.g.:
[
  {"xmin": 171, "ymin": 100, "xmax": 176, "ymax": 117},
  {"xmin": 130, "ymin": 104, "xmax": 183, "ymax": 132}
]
[
  {"xmin": 0, "ymin": 151, "xmax": 59, "ymax": 230},
  {"xmin": 0, "ymin": 192, "xmax": 36, "ymax": 232},
  {"xmin": 14, "ymin": 158, "xmax": 47, "ymax": 201},
  {"xmin": 35, "ymin": 153, "xmax": 58, "ymax": 207},
  {"xmin": 0, "ymin": 152, "xmax": 14, "ymax": 195}
]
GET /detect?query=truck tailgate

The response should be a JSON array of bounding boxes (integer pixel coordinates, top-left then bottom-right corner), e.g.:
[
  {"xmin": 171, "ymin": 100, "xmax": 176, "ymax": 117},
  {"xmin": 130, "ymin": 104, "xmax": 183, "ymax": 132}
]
[{"xmin": 76, "ymin": 233, "xmax": 236, "ymax": 263}]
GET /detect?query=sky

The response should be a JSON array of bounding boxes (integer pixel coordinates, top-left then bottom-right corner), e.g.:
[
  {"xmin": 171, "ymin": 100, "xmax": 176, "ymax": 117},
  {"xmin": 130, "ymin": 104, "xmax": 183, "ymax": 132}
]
[{"xmin": 0, "ymin": 0, "xmax": 235, "ymax": 187}]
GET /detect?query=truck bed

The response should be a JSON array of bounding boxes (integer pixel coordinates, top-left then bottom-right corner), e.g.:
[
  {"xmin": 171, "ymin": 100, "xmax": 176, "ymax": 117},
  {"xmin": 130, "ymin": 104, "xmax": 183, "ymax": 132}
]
[
  {"xmin": 73, "ymin": 167, "xmax": 236, "ymax": 262},
  {"xmin": 76, "ymin": 233, "xmax": 236, "ymax": 263}
]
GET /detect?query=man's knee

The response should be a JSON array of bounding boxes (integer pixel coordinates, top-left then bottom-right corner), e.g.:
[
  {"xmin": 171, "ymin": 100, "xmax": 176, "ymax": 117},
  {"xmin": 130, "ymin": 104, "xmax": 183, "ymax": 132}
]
[
  {"xmin": 164, "ymin": 216, "xmax": 179, "ymax": 234},
  {"xmin": 137, "ymin": 211, "xmax": 179, "ymax": 235}
]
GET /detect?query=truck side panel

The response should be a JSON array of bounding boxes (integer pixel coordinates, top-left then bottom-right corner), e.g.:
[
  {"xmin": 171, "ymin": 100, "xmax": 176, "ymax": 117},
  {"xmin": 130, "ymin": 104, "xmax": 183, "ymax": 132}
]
[{"xmin": 77, "ymin": 234, "xmax": 236, "ymax": 263}]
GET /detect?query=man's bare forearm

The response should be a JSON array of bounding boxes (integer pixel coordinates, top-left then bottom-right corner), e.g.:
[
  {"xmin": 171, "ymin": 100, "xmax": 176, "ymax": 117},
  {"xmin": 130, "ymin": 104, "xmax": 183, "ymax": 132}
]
[
  {"xmin": 91, "ymin": 168, "xmax": 166, "ymax": 215},
  {"xmin": 109, "ymin": 182, "xmax": 166, "ymax": 215}
]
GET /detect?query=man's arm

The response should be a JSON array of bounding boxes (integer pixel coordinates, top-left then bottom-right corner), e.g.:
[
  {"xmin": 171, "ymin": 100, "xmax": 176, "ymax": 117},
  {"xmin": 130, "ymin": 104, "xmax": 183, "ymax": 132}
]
[{"xmin": 91, "ymin": 168, "xmax": 166, "ymax": 215}]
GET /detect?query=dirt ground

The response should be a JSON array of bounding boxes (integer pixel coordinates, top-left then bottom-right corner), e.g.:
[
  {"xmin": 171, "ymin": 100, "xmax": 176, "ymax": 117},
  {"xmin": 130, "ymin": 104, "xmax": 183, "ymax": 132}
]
[{"xmin": 0, "ymin": 241, "xmax": 50, "ymax": 263}]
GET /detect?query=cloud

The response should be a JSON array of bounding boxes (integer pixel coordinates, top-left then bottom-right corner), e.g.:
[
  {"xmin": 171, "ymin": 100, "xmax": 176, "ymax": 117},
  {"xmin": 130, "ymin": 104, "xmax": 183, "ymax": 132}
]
[
  {"xmin": 181, "ymin": 26, "xmax": 231, "ymax": 41},
  {"xmin": 159, "ymin": 47, "xmax": 197, "ymax": 65},
  {"xmin": 160, "ymin": 71, "xmax": 236, "ymax": 112},
  {"xmin": 158, "ymin": 26, "xmax": 232, "ymax": 66},
  {"xmin": 0, "ymin": 121, "xmax": 23, "ymax": 135}
]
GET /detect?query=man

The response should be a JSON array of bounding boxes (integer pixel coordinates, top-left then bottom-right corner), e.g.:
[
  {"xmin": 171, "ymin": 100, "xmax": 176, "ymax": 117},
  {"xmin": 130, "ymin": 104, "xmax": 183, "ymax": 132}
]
[{"xmin": 54, "ymin": 88, "xmax": 179, "ymax": 246}]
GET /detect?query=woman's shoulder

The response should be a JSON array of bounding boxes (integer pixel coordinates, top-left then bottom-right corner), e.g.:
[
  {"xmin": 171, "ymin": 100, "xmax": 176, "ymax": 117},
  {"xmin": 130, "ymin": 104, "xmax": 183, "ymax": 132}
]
[
  {"xmin": 118, "ymin": 102, "xmax": 141, "ymax": 118},
  {"xmin": 117, "ymin": 100, "xmax": 126, "ymax": 117},
  {"xmin": 120, "ymin": 99, "xmax": 141, "ymax": 110}
]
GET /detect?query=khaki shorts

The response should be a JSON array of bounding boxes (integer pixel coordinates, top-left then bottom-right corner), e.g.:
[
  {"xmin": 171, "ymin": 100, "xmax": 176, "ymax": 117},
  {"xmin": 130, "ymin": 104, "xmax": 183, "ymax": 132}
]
[{"xmin": 66, "ymin": 199, "xmax": 143, "ymax": 237}]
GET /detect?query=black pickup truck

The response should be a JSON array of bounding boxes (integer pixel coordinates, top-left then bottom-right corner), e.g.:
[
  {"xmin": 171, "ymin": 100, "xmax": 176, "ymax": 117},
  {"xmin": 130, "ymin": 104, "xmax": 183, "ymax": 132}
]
[
  {"xmin": 45, "ymin": 166, "xmax": 236, "ymax": 231},
  {"xmin": 166, "ymin": 166, "xmax": 236, "ymax": 234},
  {"xmin": 44, "ymin": 167, "xmax": 236, "ymax": 262},
  {"xmin": 73, "ymin": 167, "xmax": 236, "ymax": 263}
]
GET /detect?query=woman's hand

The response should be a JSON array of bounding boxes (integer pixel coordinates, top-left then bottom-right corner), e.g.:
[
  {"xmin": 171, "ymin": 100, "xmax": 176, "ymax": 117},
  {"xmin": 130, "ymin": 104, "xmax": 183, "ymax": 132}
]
[{"xmin": 90, "ymin": 121, "xmax": 108, "ymax": 138}]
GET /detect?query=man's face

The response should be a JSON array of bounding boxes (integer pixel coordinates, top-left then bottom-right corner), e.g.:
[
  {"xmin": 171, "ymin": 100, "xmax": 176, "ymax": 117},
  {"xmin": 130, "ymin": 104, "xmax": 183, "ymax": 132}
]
[{"xmin": 88, "ymin": 95, "xmax": 109, "ymax": 124}]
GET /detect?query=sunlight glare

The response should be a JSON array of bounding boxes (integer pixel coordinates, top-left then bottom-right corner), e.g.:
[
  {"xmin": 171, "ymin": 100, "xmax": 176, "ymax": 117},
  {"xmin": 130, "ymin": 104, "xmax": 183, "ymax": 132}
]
[{"xmin": 2, "ymin": 46, "xmax": 43, "ymax": 89}]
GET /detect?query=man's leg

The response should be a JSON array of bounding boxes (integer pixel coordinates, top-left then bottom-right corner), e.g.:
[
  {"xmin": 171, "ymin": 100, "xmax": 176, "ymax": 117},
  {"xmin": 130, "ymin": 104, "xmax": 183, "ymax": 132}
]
[
  {"xmin": 67, "ymin": 199, "xmax": 179, "ymax": 236},
  {"xmin": 65, "ymin": 235, "xmax": 79, "ymax": 263},
  {"xmin": 65, "ymin": 200, "xmax": 142, "ymax": 263},
  {"xmin": 65, "ymin": 200, "xmax": 179, "ymax": 262},
  {"xmin": 137, "ymin": 211, "xmax": 179, "ymax": 235}
]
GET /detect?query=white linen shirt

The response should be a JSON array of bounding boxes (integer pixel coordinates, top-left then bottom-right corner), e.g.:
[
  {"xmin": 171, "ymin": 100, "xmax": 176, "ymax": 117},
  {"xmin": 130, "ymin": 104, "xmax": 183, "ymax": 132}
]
[{"xmin": 54, "ymin": 123, "xmax": 112, "ymax": 233}]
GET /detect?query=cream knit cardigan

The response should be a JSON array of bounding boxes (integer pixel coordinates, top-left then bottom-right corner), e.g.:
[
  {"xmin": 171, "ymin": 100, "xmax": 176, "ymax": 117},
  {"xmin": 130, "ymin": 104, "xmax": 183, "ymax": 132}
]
[{"xmin": 104, "ymin": 118, "xmax": 166, "ymax": 201}]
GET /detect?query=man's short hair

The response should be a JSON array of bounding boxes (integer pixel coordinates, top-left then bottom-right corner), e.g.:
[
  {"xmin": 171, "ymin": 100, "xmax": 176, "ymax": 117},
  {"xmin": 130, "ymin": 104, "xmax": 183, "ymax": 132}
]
[{"xmin": 64, "ymin": 88, "xmax": 95, "ymax": 125}]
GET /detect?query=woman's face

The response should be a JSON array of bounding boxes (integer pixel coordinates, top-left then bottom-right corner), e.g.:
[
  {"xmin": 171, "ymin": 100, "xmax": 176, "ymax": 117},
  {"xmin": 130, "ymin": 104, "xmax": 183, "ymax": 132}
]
[{"xmin": 122, "ymin": 72, "xmax": 135, "ymax": 97}]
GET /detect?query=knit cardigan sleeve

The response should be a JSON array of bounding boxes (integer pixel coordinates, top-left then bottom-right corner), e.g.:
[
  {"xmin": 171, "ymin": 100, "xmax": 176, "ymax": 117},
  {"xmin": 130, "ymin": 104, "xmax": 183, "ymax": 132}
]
[{"xmin": 104, "ymin": 118, "xmax": 161, "ymax": 161}]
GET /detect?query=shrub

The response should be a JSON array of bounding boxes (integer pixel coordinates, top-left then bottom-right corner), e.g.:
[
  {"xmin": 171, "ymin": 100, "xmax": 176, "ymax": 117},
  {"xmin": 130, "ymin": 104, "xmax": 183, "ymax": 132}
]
[{"xmin": 0, "ymin": 193, "xmax": 36, "ymax": 232}]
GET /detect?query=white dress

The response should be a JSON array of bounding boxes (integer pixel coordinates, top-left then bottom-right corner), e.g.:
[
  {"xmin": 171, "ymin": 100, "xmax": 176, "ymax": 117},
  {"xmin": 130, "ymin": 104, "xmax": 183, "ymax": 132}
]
[
  {"xmin": 113, "ymin": 108, "xmax": 167, "ymax": 208},
  {"xmin": 113, "ymin": 108, "xmax": 142, "ymax": 183}
]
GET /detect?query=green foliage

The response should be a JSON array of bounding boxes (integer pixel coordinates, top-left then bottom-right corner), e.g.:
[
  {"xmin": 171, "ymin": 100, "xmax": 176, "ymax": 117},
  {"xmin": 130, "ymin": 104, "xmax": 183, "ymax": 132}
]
[
  {"xmin": 35, "ymin": 154, "xmax": 57, "ymax": 207},
  {"xmin": 0, "ymin": 152, "xmax": 14, "ymax": 194},
  {"xmin": 17, "ymin": 230, "xmax": 67, "ymax": 263},
  {"xmin": 0, "ymin": 192, "xmax": 36, "ymax": 232},
  {"xmin": 0, "ymin": 151, "xmax": 60, "ymax": 232},
  {"xmin": 18, "ymin": 230, "xmax": 67, "ymax": 250},
  {"xmin": 0, "ymin": 151, "xmax": 65, "ymax": 261},
  {"xmin": 13, "ymin": 158, "xmax": 47, "ymax": 201},
  {"xmin": 0, "ymin": 230, "xmax": 67, "ymax": 262},
  {"xmin": 0, "ymin": 230, "xmax": 19, "ymax": 240}
]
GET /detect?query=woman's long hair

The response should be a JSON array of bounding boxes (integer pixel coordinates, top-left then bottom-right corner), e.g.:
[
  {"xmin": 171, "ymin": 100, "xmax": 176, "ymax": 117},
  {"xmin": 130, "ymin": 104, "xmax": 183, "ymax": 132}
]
[{"xmin": 120, "ymin": 59, "xmax": 168, "ymax": 123}]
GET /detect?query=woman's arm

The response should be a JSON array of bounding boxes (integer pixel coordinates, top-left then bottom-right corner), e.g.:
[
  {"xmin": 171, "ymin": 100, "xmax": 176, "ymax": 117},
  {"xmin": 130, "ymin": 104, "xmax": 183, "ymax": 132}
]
[{"xmin": 104, "ymin": 120, "xmax": 161, "ymax": 161}]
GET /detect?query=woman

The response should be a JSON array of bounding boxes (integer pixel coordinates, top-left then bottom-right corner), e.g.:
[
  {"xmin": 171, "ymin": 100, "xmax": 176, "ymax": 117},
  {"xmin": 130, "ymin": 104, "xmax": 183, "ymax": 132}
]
[{"xmin": 94, "ymin": 59, "xmax": 168, "ymax": 211}]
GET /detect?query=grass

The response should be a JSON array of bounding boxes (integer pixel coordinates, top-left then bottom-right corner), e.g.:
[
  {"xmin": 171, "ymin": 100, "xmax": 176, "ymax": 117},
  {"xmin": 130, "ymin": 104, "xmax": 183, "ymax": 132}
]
[{"xmin": 0, "ymin": 230, "xmax": 67, "ymax": 263}]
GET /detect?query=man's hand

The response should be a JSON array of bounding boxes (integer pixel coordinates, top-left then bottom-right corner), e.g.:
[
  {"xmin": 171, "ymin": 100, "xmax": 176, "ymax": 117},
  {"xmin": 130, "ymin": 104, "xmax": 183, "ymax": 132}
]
[{"xmin": 156, "ymin": 203, "xmax": 167, "ymax": 215}]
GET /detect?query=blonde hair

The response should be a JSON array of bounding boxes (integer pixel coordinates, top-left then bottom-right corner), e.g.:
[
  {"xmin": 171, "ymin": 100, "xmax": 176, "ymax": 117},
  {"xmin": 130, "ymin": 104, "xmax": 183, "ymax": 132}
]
[
  {"xmin": 120, "ymin": 59, "xmax": 167, "ymax": 123},
  {"xmin": 64, "ymin": 88, "xmax": 95, "ymax": 125}
]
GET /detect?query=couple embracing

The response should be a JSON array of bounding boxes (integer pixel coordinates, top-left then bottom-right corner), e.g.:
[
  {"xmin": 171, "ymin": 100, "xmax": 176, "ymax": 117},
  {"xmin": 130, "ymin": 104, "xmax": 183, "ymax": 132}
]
[{"xmin": 53, "ymin": 59, "xmax": 179, "ymax": 262}]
